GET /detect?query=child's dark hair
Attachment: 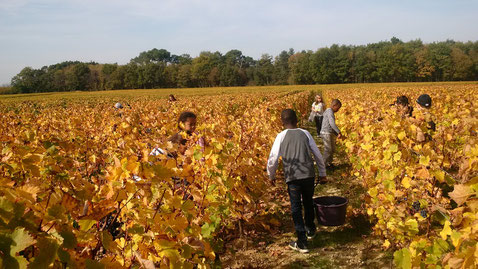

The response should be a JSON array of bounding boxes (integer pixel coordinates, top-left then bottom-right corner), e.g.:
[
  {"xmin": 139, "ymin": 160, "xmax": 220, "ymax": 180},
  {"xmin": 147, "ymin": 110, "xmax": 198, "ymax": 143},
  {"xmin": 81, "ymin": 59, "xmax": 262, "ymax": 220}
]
[
  {"xmin": 178, "ymin": 111, "xmax": 196, "ymax": 130},
  {"xmin": 331, "ymin": 99, "xmax": 342, "ymax": 107},
  {"xmin": 396, "ymin": 96, "xmax": 409, "ymax": 106},
  {"xmin": 281, "ymin": 109, "xmax": 298, "ymax": 125}
]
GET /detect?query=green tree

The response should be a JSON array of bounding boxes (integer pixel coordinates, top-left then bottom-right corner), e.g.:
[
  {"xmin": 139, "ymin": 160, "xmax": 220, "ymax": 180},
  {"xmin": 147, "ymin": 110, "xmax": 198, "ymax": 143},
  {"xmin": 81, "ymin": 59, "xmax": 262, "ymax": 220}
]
[
  {"xmin": 101, "ymin": 64, "xmax": 118, "ymax": 90},
  {"xmin": 450, "ymin": 47, "xmax": 473, "ymax": 80},
  {"xmin": 11, "ymin": 67, "xmax": 43, "ymax": 93},
  {"xmin": 415, "ymin": 46, "xmax": 435, "ymax": 81},
  {"xmin": 131, "ymin": 48, "xmax": 171, "ymax": 65},
  {"xmin": 288, "ymin": 51, "xmax": 314, "ymax": 84},
  {"xmin": 427, "ymin": 42, "xmax": 453, "ymax": 81},
  {"xmin": 253, "ymin": 54, "xmax": 275, "ymax": 85},
  {"xmin": 139, "ymin": 63, "xmax": 164, "ymax": 88},
  {"xmin": 177, "ymin": 64, "xmax": 193, "ymax": 88},
  {"xmin": 65, "ymin": 63, "xmax": 90, "ymax": 91},
  {"xmin": 123, "ymin": 64, "xmax": 140, "ymax": 89},
  {"xmin": 350, "ymin": 46, "xmax": 376, "ymax": 83},
  {"xmin": 191, "ymin": 51, "xmax": 222, "ymax": 87},
  {"xmin": 274, "ymin": 49, "xmax": 294, "ymax": 84}
]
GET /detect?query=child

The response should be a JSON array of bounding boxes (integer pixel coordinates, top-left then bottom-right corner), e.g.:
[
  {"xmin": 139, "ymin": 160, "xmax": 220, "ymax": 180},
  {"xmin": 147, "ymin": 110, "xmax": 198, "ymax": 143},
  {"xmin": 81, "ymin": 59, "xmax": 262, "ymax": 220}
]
[
  {"xmin": 168, "ymin": 111, "xmax": 205, "ymax": 157},
  {"xmin": 267, "ymin": 109, "xmax": 327, "ymax": 253},
  {"xmin": 413, "ymin": 94, "xmax": 436, "ymax": 142},
  {"xmin": 392, "ymin": 95, "xmax": 413, "ymax": 118},
  {"xmin": 168, "ymin": 94, "xmax": 177, "ymax": 102},
  {"xmin": 320, "ymin": 99, "xmax": 342, "ymax": 168},
  {"xmin": 311, "ymin": 95, "xmax": 325, "ymax": 136},
  {"xmin": 165, "ymin": 111, "xmax": 205, "ymax": 200}
]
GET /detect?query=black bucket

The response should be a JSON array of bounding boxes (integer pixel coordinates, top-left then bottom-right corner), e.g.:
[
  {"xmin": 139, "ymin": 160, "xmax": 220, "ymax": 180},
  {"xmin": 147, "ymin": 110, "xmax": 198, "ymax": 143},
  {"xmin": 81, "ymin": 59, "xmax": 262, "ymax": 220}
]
[{"xmin": 313, "ymin": 196, "xmax": 348, "ymax": 226}]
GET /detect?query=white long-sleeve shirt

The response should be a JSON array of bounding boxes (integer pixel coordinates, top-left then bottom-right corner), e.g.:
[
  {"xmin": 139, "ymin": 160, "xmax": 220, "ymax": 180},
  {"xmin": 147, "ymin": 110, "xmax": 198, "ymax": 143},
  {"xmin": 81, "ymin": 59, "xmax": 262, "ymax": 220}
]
[{"xmin": 267, "ymin": 128, "xmax": 326, "ymax": 182}]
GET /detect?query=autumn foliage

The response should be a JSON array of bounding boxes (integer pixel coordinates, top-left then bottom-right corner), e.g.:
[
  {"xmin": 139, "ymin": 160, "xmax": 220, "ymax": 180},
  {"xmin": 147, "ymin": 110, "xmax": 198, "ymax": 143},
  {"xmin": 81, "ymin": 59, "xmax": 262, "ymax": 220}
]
[
  {"xmin": 324, "ymin": 84, "xmax": 477, "ymax": 268},
  {"xmin": 2, "ymin": 83, "xmax": 476, "ymax": 268},
  {"xmin": 0, "ymin": 90, "xmax": 309, "ymax": 268}
]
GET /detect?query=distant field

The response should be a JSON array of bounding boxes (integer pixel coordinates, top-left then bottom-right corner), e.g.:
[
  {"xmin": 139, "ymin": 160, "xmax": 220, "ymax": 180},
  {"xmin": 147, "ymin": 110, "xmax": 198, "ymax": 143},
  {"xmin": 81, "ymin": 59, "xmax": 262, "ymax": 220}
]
[
  {"xmin": 0, "ymin": 86, "xmax": 14, "ymax": 95},
  {"xmin": 0, "ymin": 85, "xmax": 310, "ymax": 103},
  {"xmin": 1, "ymin": 82, "xmax": 477, "ymax": 103}
]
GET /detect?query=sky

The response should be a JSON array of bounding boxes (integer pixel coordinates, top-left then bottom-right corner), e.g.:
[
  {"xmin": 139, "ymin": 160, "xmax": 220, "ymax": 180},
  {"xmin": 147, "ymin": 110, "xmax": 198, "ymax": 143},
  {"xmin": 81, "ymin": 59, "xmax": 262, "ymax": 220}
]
[{"xmin": 0, "ymin": 0, "xmax": 477, "ymax": 85}]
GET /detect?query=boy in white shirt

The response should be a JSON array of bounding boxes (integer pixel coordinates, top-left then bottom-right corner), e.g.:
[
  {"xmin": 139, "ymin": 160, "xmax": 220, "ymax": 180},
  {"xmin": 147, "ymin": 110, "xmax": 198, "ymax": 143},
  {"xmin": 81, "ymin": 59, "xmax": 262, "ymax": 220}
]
[{"xmin": 267, "ymin": 109, "xmax": 327, "ymax": 253}]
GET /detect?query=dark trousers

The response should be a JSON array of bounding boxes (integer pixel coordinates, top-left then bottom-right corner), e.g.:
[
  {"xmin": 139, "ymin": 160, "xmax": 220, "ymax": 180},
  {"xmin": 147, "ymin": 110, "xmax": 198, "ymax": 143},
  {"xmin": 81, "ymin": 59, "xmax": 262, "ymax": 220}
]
[
  {"xmin": 314, "ymin": 116, "xmax": 323, "ymax": 136},
  {"xmin": 287, "ymin": 178, "xmax": 316, "ymax": 243}
]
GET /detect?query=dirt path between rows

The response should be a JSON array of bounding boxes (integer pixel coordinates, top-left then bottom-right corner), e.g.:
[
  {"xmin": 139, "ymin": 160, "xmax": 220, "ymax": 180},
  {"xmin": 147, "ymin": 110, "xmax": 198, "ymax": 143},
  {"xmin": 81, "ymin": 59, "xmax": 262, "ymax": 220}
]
[{"xmin": 220, "ymin": 122, "xmax": 394, "ymax": 268}]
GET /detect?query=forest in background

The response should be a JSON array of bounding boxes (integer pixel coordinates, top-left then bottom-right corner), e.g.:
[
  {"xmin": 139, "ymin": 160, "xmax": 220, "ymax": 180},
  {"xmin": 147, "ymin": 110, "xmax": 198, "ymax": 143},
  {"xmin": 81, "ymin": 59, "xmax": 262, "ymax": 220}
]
[{"xmin": 7, "ymin": 38, "xmax": 478, "ymax": 94}]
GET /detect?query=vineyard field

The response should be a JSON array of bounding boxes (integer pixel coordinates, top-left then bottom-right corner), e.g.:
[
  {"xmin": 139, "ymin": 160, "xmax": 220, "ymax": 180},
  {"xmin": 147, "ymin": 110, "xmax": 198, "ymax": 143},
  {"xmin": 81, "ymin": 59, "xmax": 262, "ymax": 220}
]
[
  {"xmin": 0, "ymin": 82, "xmax": 477, "ymax": 268},
  {"xmin": 0, "ymin": 85, "xmax": 315, "ymax": 268},
  {"xmin": 324, "ymin": 83, "xmax": 477, "ymax": 268}
]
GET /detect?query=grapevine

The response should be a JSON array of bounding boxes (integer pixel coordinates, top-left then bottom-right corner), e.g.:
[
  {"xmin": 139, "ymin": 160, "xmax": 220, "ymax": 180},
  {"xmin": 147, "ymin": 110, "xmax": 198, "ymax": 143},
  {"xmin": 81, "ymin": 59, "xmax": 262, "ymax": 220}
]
[
  {"xmin": 324, "ymin": 84, "xmax": 477, "ymax": 268},
  {"xmin": 0, "ymin": 90, "xmax": 309, "ymax": 268}
]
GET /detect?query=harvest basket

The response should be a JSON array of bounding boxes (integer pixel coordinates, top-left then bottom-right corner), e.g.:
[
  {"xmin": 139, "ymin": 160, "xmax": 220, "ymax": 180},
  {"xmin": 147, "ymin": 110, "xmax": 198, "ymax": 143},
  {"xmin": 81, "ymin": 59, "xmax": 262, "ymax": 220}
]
[{"xmin": 313, "ymin": 196, "xmax": 348, "ymax": 226}]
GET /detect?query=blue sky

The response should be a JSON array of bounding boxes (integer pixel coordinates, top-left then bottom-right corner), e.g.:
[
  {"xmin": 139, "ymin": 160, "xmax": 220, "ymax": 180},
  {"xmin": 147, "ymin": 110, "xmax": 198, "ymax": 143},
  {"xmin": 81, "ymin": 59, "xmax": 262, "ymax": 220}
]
[{"xmin": 1, "ymin": 0, "xmax": 477, "ymax": 85}]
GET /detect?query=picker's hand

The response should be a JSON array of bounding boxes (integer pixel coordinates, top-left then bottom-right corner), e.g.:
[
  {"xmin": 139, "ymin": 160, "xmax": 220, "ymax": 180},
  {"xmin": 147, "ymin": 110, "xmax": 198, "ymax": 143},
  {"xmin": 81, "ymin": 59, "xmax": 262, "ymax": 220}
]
[
  {"xmin": 337, "ymin": 133, "xmax": 344, "ymax": 139},
  {"xmin": 317, "ymin": 176, "xmax": 328, "ymax": 185}
]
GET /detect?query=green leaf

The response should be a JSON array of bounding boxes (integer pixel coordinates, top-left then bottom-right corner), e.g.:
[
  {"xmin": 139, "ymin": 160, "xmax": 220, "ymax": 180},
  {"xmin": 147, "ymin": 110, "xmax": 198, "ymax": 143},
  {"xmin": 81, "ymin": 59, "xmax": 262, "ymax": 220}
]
[
  {"xmin": 7, "ymin": 228, "xmax": 35, "ymax": 269},
  {"xmin": 78, "ymin": 219, "xmax": 96, "ymax": 231},
  {"xmin": 57, "ymin": 248, "xmax": 70, "ymax": 264},
  {"xmin": 0, "ymin": 235, "xmax": 19, "ymax": 269},
  {"xmin": 432, "ymin": 239, "xmax": 449, "ymax": 256},
  {"xmin": 394, "ymin": 248, "xmax": 412, "ymax": 269},
  {"xmin": 201, "ymin": 222, "xmax": 216, "ymax": 238},
  {"xmin": 181, "ymin": 244, "xmax": 193, "ymax": 259},
  {"xmin": 59, "ymin": 229, "xmax": 77, "ymax": 249},
  {"xmin": 127, "ymin": 224, "xmax": 145, "ymax": 234},
  {"xmin": 404, "ymin": 219, "xmax": 419, "ymax": 234},
  {"xmin": 10, "ymin": 228, "xmax": 35, "ymax": 256},
  {"xmin": 29, "ymin": 238, "xmax": 59, "ymax": 269},
  {"xmin": 193, "ymin": 150, "xmax": 203, "ymax": 160},
  {"xmin": 100, "ymin": 230, "xmax": 113, "ymax": 251},
  {"xmin": 47, "ymin": 204, "xmax": 66, "ymax": 220},
  {"xmin": 181, "ymin": 199, "xmax": 195, "ymax": 213}
]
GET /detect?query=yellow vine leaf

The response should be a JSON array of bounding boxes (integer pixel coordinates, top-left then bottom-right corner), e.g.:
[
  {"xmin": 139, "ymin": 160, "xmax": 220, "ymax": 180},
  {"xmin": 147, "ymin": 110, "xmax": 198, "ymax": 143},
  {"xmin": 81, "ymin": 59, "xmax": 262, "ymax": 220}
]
[
  {"xmin": 397, "ymin": 131, "xmax": 406, "ymax": 141},
  {"xmin": 440, "ymin": 221, "xmax": 452, "ymax": 240},
  {"xmin": 401, "ymin": 177, "xmax": 411, "ymax": 189}
]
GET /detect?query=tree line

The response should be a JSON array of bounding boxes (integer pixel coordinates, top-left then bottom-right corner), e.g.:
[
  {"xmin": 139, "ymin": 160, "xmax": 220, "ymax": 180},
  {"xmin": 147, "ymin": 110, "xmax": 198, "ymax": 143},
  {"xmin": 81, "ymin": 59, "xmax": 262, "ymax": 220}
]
[{"xmin": 10, "ymin": 38, "xmax": 478, "ymax": 93}]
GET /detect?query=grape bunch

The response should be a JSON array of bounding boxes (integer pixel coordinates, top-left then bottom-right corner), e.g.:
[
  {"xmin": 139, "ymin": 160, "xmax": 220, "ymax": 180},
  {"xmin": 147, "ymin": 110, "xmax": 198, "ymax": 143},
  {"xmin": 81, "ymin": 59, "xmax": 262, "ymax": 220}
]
[
  {"xmin": 420, "ymin": 210, "xmax": 427, "ymax": 218},
  {"xmin": 412, "ymin": 201, "xmax": 420, "ymax": 211},
  {"xmin": 408, "ymin": 201, "xmax": 428, "ymax": 218},
  {"xmin": 408, "ymin": 201, "xmax": 421, "ymax": 215}
]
